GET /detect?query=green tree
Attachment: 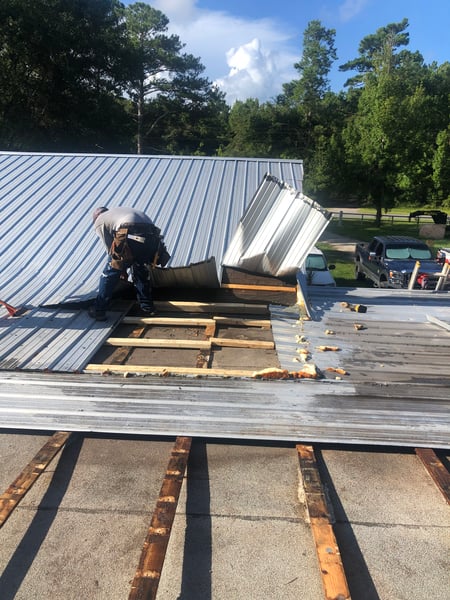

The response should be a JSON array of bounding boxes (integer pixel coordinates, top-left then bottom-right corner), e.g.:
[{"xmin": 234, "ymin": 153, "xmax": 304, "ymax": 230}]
[
  {"xmin": 283, "ymin": 20, "xmax": 337, "ymax": 111},
  {"xmin": 432, "ymin": 126, "xmax": 450, "ymax": 207},
  {"xmin": 142, "ymin": 91, "xmax": 229, "ymax": 156},
  {"xmin": 339, "ymin": 18, "xmax": 410, "ymax": 88},
  {"xmin": 0, "ymin": 0, "xmax": 131, "ymax": 151},
  {"xmin": 339, "ymin": 19, "xmax": 447, "ymax": 223},
  {"xmin": 220, "ymin": 99, "xmax": 273, "ymax": 157},
  {"xmin": 124, "ymin": 2, "xmax": 227, "ymax": 154},
  {"xmin": 303, "ymin": 91, "xmax": 355, "ymax": 202},
  {"xmin": 276, "ymin": 21, "xmax": 339, "ymax": 189}
]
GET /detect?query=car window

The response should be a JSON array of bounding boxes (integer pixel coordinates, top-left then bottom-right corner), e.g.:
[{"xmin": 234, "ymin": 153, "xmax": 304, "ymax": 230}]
[
  {"xmin": 305, "ymin": 254, "xmax": 327, "ymax": 271},
  {"xmin": 386, "ymin": 247, "xmax": 410, "ymax": 259},
  {"xmin": 385, "ymin": 246, "xmax": 432, "ymax": 260},
  {"xmin": 409, "ymin": 247, "xmax": 432, "ymax": 260}
]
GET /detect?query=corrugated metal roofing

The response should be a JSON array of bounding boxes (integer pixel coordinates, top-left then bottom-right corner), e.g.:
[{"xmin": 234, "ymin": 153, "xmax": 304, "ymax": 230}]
[
  {"xmin": 271, "ymin": 287, "xmax": 450, "ymax": 384},
  {"xmin": 0, "ymin": 371, "xmax": 448, "ymax": 447},
  {"xmin": 0, "ymin": 307, "xmax": 124, "ymax": 371},
  {"xmin": 0, "ymin": 152, "xmax": 304, "ymax": 315},
  {"xmin": 223, "ymin": 174, "xmax": 331, "ymax": 277}
]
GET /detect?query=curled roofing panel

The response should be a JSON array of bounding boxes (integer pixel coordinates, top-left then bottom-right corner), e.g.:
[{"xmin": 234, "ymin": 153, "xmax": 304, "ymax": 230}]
[{"xmin": 223, "ymin": 174, "xmax": 331, "ymax": 278}]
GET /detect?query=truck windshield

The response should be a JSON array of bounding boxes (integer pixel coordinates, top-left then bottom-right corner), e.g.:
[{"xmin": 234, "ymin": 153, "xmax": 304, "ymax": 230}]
[{"xmin": 385, "ymin": 246, "xmax": 432, "ymax": 260}]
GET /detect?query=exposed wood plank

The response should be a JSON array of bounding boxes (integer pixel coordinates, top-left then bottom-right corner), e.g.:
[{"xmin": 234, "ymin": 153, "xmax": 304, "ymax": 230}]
[
  {"xmin": 0, "ymin": 431, "xmax": 71, "ymax": 528},
  {"xmin": 200, "ymin": 322, "xmax": 216, "ymax": 369},
  {"xmin": 109, "ymin": 325, "xmax": 147, "ymax": 365},
  {"xmin": 105, "ymin": 337, "xmax": 274, "ymax": 350},
  {"xmin": 210, "ymin": 337, "xmax": 274, "ymax": 349},
  {"xmin": 105, "ymin": 338, "xmax": 211, "ymax": 350},
  {"xmin": 204, "ymin": 322, "xmax": 217, "ymax": 339},
  {"xmin": 221, "ymin": 283, "xmax": 297, "ymax": 292},
  {"xmin": 122, "ymin": 316, "xmax": 216, "ymax": 327},
  {"xmin": 415, "ymin": 448, "xmax": 450, "ymax": 504},
  {"xmin": 213, "ymin": 317, "xmax": 271, "ymax": 328},
  {"xmin": 297, "ymin": 444, "xmax": 351, "ymax": 600},
  {"xmin": 129, "ymin": 436, "xmax": 192, "ymax": 600},
  {"xmin": 84, "ymin": 364, "xmax": 257, "ymax": 377},
  {"xmin": 153, "ymin": 301, "xmax": 268, "ymax": 314},
  {"xmin": 123, "ymin": 316, "xmax": 272, "ymax": 328}
]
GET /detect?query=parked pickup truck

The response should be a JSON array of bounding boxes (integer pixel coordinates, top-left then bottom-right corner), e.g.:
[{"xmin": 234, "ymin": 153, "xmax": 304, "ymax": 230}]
[{"xmin": 355, "ymin": 235, "xmax": 440, "ymax": 289}]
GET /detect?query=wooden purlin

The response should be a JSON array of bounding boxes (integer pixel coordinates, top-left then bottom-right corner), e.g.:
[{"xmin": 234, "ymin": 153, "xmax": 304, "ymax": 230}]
[
  {"xmin": 104, "ymin": 337, "xmax": 275, "ymax": 350},
  {"xmin": 129, "ymin": 436, "xmax": 192, "ymax": 600},
  {"xmin": 109, "ymin": 322, "xmax": 147, "ymax": 365},
  {"xmin": 297, "ymin": 444, "xmax": 351, "ymax": 600},
  {"xmin": 85, "ymin": 364, "xmax": 257, "ymax": 377},
  {"xmin": 91, "ymin": 300, "xmax": 277, "ymax": 377},
  {"xmin": 123, "ymin": 315, "xmax": 272, "ymax": 328},
  {"xmin": 221, "ymin": 283, "xmax": 297, "ymax": 292},
  {"xmin": 415, "ymin": 448, "xmax": 450, "ymax": 505},
  {"xmin": 153, "ymin": 300, "xmax": 269, "ymax": 314},
  {"xmin": 0, "ymin": 431, "xmax": 71, "ymax": 528}
]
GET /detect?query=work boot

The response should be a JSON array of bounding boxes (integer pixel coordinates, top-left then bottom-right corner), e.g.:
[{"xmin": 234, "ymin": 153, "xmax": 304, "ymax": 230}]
[
  {"xmin": 88, "ymin": 306, "xmax": 107, "ymax": 321},
  {"xmin": 140, "ymin": 304, "xmax": 156, "ymax": 316}
]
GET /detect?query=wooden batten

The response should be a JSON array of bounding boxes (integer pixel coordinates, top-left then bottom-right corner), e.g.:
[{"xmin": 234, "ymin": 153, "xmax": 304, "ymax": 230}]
[
  {"xmin": 105, "ymin": 337, "xmax": 274, "ymax": 350},
  {"xmin": 297, "ymin": 445, "xmax": 350, "ymax": 600},
  {"xmin": 85, "ymin": 364, "xmax": 257, "ymax": 377}
]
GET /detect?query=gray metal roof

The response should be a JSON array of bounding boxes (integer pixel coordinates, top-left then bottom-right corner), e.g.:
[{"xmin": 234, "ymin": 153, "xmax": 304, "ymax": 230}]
[
  {"xmin": 0, "ymin": 152, "xmax": 305, "ymax": 315},
  {"xmin": 275, "ymin": 286, "xmax": 450, "ymax": 386},
  {"xmin": 0, "ymin": 307, "xmax": 124, "ymax": 371},
  {"xmin": 0, "ymin": 370, "xmax": 448, "ymax": 447},
  {"xmin": 0, "ymin": 279, "xmax": 448, "ymax": 446}
]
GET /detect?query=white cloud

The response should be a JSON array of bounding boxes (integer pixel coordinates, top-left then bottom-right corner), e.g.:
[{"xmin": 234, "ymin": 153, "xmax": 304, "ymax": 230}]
[
  {"xmin": 338, "ymin": 0, "xmax": 370, "ymax": 23},
  {"xmin": 215, "ymin": 39, "xmax": 280, "ymax": 105},
  {"xmin": 150, "ymin": 0, "xmax": 298, "ymax": 104}
]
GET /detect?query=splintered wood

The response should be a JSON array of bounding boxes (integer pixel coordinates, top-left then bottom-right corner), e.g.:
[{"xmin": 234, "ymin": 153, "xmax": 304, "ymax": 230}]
[{"xmin": 252, "ymin": 363, "xmax": 319, "ymax": 379}]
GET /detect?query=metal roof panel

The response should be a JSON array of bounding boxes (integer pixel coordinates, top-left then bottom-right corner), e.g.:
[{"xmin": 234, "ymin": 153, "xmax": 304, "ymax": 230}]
[{"xmin": 0, "ymin": 152, "xmax": 304, "ymax": 314}]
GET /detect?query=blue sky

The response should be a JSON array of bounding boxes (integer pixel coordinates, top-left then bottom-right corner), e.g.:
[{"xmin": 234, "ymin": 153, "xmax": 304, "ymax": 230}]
[{"xmin": 133, "ymin": 0, "xmax": 450, "ymax": 104}]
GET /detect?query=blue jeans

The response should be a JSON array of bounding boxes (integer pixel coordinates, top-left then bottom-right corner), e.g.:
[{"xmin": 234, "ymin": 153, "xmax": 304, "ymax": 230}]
[{"xmin": 95, "ymin": 259, "xmax": 153, "ymax": 312}]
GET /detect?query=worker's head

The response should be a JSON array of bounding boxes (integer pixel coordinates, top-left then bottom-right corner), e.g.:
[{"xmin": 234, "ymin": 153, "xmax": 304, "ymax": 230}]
[{"xmin": 92, "ymin": 207, "xmax": 108, "ymax": 223}]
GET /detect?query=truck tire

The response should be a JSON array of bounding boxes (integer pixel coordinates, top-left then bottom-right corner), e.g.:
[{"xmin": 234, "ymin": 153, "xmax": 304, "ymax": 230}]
[
  {"xmin": 378, "ymin": 275, "xmax": 388, "ymax": 288},
  {"xmin": 355, "ymin": 260, "xmax": 365, "ymax": 280}
]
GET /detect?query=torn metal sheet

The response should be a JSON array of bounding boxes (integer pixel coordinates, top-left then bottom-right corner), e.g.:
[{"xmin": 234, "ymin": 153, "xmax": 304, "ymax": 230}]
[
  {"xmin": 223, "ymin": 174, "xmax": 332, "ymax": 278},
  {"xmin": 148, "ymin": 258, "xmax": 220, "ymax": 288}
]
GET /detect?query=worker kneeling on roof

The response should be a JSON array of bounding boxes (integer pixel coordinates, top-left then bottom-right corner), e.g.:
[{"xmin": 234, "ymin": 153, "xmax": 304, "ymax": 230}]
[{"xmin": 90, "ymin": 206, "xmax": 170, "ymax": 321}]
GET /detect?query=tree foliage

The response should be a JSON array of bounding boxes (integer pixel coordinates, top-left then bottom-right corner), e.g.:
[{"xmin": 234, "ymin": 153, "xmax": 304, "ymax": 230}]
[
  {"xmin": 283, "ymin": 20, "xmax": 337, "ymax": 109},
  {"xmin": 0, "ymin": 7, "xmax": 448, "ymax": 218},
  {"xmin": 0, "ymin": 0, "xmax": 227, "ymax": 154},
  {"xmin": 0, "ymin": 0, "xmax": 131, "ymax": 151},
  {"xmin": 339, "ymin": 19, "xmax": 449, "ymax": 220},
  {"xmin": 124, "ymin": 2, "xmax": 226, "ymax": 154}
]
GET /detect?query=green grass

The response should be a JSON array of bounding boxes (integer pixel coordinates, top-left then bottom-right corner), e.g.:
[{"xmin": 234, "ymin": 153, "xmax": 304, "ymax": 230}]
[{"xmin": 319, "ymin": 218, "xmax": 449, "ymax": 287}]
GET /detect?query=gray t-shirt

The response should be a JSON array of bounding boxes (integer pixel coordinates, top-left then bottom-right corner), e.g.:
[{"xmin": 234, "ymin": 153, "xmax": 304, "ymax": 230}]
[{"xmin": 94, "ymin": 207, "xmax": 154, "ymax": 251}]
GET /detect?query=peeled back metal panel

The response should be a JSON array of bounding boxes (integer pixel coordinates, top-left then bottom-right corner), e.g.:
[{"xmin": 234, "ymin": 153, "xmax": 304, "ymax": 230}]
[{"xmin": 223, "ymin": 174, "xmax": 331, "ymax": 278}]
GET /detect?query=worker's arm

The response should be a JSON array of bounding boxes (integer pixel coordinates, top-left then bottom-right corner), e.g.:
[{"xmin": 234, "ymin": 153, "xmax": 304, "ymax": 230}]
[{"xmin": 95, "ymin": 223, "xmax": 114, "ymax": 253}]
